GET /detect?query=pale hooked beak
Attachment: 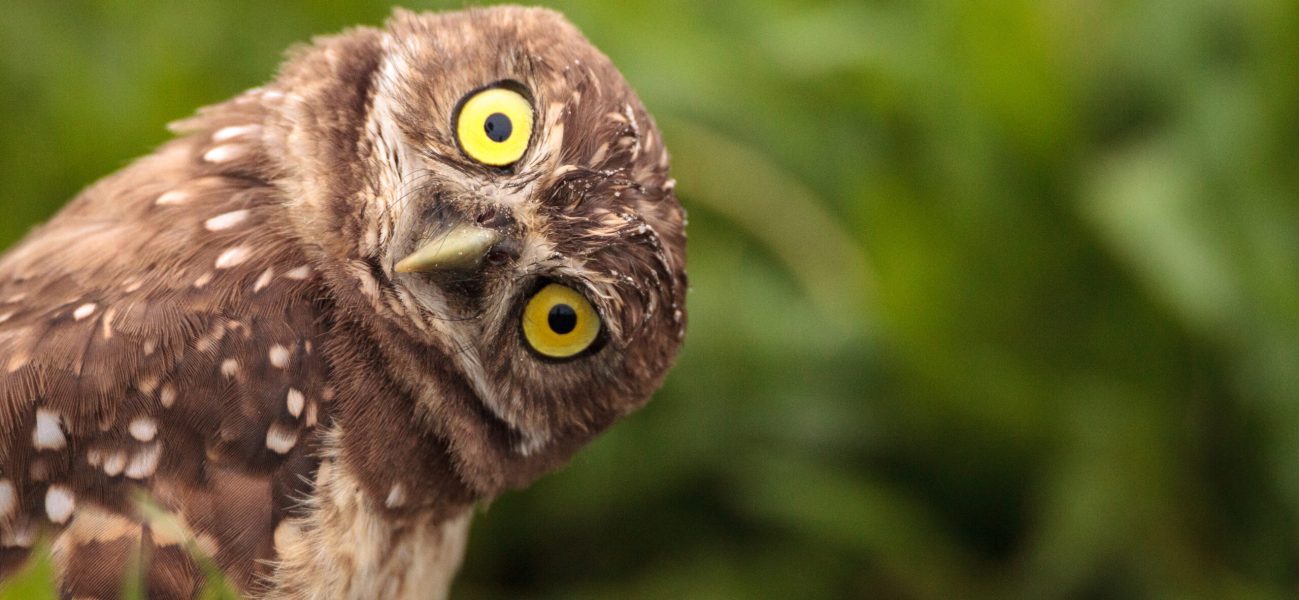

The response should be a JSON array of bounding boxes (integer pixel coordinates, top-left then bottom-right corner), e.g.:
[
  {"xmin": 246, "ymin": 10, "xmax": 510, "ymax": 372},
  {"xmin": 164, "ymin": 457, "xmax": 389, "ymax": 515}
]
[{"xmin": 394, "ymin": 224, "xmax": 504, "ymax": 273}]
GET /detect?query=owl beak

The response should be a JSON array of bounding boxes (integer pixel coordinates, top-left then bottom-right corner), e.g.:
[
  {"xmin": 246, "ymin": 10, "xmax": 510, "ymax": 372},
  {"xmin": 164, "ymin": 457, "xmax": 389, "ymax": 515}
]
[{"xmin": 394, "ymin": 224, "xmax": 504, "ymax": 273}]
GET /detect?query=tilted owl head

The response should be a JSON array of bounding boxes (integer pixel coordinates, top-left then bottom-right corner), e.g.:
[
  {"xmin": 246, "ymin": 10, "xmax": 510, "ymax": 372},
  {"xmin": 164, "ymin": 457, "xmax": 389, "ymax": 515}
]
[
  {"xmin": 0, "ymin": 7, "xmax": 684, "ymax": 594},
  {"xmin": 261, "ymin": 7, "xmax": 687, "ymax": 495}
]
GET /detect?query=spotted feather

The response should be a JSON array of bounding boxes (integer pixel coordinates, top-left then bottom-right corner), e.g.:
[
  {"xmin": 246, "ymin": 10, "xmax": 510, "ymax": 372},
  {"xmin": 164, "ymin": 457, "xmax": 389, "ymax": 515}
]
[{"xmin": 0, "ymin": 6, "xmax": 686, "ymax": 598}]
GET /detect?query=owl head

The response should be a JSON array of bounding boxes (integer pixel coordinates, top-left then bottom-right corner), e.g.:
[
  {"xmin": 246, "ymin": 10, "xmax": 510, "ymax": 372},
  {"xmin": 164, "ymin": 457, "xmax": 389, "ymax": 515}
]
[{"xmin": 251, "ymin": 7, "xmax": 686, "ymax": 500}]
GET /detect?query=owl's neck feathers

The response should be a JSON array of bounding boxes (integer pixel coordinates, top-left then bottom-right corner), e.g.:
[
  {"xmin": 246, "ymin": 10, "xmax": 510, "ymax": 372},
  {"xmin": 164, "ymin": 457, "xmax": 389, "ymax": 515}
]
[{"xmin": 262, "ymin": 456, "xmax": 472, "ymax": 600}]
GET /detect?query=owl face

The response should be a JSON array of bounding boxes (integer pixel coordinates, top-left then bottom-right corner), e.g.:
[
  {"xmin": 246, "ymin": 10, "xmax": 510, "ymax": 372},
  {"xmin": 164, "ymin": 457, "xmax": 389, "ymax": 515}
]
[{"xmin": 278, "ymin": 8, "xmax": 686, "ymax": 470}]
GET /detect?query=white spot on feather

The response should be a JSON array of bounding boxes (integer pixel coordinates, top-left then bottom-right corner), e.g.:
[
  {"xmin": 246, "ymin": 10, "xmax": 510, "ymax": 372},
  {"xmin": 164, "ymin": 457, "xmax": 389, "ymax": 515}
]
[
  {"xmin": 269, "ymin": 345, "xmax": 291, "ymax": 369},
  {"xmin": 101, "ymin": 307, "xmax": 116, "ymax": 339},
  {"xmin": 72, "ymin": 303, "xmax": 97, "ymax": 321},
  {"xmin": 129, "ymin": 416, "xmax": 157, "ymax": 442},
  {"xmin": 159, "ymin": 384, "xmax": 177, "ymax": 408},
  {"xmin": 385, "ymin": 483, "xmax": 406, "ymax": 508},
  {"xmin": 212, "ymin": 124, "xmax": 261, "ymax": 142},
  {"xmin": 215, "ymin": 247, "xmax": 250, "ymax": 269},
  {"xmin": 286, "ymin": 388, "xmax": 305, "ymax": 418},
  {"xmin": 33, "ymin": 409, "xmax": 66, "ymax": 450},
  {"xmin": 221, "ymin": 359, "xmax": 239, "ymax": 378},
  {"xmin": 203, "ymin": 144, "xmax": 245, "ymax": 163},
  {"xmin": 155, "ymin": 190, "xmax": 189, "ymax": 205},
  {"xmin": 266, "ymin": 424, "xmax": 298, "ymax": 454},
  {"xmin": 283, "ymin": 265, "xmax": 310, "ymax": 280},
  {"xmin": 253, "ymin": 267, "xmax": 275, "ymax": 292},
  {"xmin": 0, "ymin": 312, "xmax": 13, "ymax": 324},
  {"xmin": 103, "ymin": 450, "xmax": 127, "ymax": 477},
  {"xmin": 193, "ymin": 272, "xmax": 213, "ymax": 288},
  {"xmin": 125, "ymin": 443, "xmax": 161, "ymax": 479},
  {"xmin": 44, "ymin": 485, "xmax": 74, "ymax": 524},
  {"xmin": 7, "ymin": 352, "xmax": 29, "ymax": 373},
  {"xmin": 0, "ymin": 480, "xmax": 15, "ymax": 519},
  {"xmin": 205, "ymin": 209, "xmax": 250, "ymax": 231}
]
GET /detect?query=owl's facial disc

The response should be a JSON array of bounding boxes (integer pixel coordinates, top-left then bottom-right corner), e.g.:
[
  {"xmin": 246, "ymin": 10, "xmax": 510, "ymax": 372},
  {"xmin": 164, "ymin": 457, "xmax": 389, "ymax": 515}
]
[{"xmin": 346, "ymin": 7, "xmax": 687, "ymax": 470}]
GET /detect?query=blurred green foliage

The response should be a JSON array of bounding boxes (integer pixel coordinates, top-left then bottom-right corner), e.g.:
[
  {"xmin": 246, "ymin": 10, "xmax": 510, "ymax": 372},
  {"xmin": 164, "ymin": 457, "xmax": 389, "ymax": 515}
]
[{"xmin": 3, "ymin": 0, "xmax": 1299, "ymax": 598}]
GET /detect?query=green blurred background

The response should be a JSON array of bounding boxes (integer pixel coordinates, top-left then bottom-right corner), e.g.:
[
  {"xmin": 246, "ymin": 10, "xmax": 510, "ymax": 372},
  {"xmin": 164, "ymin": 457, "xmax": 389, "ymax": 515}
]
[{"xmin": 4, "ymin": 0, "xmax": 1299, "ymax": 598}]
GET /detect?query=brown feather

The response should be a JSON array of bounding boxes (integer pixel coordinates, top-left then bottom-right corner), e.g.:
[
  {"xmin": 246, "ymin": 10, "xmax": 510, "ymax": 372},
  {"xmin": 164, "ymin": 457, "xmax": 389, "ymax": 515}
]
[{"xmin": 0, "ymin": 6, "xmax": 686, "ymax": 598}]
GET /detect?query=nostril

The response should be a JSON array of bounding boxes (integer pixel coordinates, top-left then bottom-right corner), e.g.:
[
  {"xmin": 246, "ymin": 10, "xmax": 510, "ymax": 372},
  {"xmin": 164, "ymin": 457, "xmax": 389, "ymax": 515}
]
[
  {"xmin": 484, "ymin": 249, "xmax": 511, "ymax": 266},
  {"xmin": 475, "ymin": 207, "xmax": 514, "ymax": 229},
  {"xmin": 486, "ymin": 237, "xmax": 522, "ymax": 266}
]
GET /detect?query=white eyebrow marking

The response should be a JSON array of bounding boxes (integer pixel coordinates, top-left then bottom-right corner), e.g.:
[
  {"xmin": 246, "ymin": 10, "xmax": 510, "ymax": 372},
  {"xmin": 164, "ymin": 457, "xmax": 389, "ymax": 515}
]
[
  {"xmin": 205, "ymin": 209, "xmax": 250, "ymax": 231},
  {"xmin": 45, "ymin": 484, "xmax": 75, "ymax": 524},
  {"xmin": 33, "ymin": 409, "xmax": 66, "ymax": 450}
]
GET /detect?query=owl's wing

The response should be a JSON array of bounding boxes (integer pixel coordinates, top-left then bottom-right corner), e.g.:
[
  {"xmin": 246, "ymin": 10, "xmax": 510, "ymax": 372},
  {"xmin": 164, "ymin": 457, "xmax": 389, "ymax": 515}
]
[{"xmin": 0, "ymin": 93, "xmax": 329, "ymax": 596}]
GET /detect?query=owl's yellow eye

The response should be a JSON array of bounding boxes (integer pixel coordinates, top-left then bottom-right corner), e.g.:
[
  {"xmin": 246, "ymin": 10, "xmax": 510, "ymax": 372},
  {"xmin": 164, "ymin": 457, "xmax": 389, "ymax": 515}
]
[
  {"xmin": 522, "ymin": 283, "xmax": 601, "ymax": 359},
  {"xmin": 454, "ymin": 86, "xmax": 534, "ymax": 167}
]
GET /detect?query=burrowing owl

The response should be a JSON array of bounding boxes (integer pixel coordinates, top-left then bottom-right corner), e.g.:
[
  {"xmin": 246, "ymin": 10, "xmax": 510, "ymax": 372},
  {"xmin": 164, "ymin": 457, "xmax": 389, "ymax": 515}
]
[{"xmin": 0, "ymin": 6, "xmax": 686, "ymax": 598}]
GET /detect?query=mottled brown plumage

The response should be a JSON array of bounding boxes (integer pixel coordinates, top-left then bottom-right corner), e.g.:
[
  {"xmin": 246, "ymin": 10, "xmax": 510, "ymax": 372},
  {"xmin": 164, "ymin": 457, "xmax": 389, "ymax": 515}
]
[{"xmin": 0, "ymin": 7, "xmax": 686, "ymax": 598}]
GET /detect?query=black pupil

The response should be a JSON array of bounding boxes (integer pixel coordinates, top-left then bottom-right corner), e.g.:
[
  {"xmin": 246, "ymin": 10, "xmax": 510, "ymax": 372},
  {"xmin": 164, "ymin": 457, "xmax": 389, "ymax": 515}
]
[
  {"xmin": 547, "ymin": 304, "xmax": 578, "ymax": 335},
  {"xmin": 484, "ymin": 113, "xmax": 513, "ymax": 143}
]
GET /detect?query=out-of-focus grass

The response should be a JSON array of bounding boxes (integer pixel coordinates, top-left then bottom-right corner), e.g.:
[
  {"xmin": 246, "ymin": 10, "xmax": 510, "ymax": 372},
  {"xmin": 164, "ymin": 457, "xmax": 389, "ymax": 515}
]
[{"xmin": 3, "ymin": 1, "xmax": 1299, "ymax": 599}]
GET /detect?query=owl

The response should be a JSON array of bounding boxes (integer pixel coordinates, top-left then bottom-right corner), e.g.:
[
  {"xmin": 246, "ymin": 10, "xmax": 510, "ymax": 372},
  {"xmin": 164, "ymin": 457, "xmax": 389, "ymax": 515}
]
[{"xmin": 0, "ymin": 6, "xmax": 686, "ymax": 599}]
